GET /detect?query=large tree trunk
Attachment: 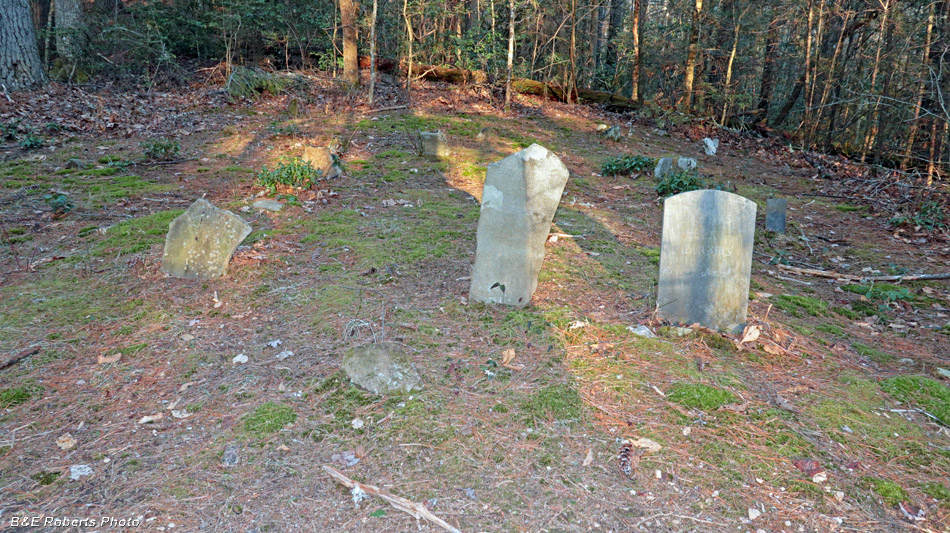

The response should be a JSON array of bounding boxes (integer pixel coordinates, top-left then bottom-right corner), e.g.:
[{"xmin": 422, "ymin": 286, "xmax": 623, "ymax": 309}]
[
  {"xmin": 682, "ymin": 0, "xmax": 703, "ymax": 111},
  {"xmin": 756, "ymin": 14, "xmax": 780, "ymax": 121},
  {"xmin": 340, "ymin": 0, "xmax": 359, "ymax": 86},
  {"xmin": 630, "ymin": 0, "xmax": 642, "ymax": 102},
  {"xmin": 1, "ymin": 0, "xmax": 47, "ymax": 91},
  {"xmin": 504, "ymin": 0, "xmax": 515, "ymax": 112},
  {"xmin": 54, "ymin": 0, "xmax": 83, "ymax": 65}
]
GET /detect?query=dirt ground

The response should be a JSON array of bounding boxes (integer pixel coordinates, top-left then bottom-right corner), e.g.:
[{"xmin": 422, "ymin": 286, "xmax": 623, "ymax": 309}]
[{"xmin": 1, "ymin": 76, "xmax": 949, "ymax": 532}]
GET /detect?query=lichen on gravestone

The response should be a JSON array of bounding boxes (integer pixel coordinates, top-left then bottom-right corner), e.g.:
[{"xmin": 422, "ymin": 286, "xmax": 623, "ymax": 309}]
[
  {"xmin": 160, "ymin": 198, "xmax": 252, "ymax": 280},
  {"xmin": 469, "ymin": 143, "xmax": 569, "ymax": 307}
]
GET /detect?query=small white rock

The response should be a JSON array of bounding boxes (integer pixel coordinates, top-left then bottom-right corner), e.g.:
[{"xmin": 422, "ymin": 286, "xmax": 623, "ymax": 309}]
[
  {"xmin": 232, "ymin": 354, "xmax": 248, "ymax": 364},
  {"xmin": 748, "ymin": 508, "xmax": 762, "ymax": 520}
]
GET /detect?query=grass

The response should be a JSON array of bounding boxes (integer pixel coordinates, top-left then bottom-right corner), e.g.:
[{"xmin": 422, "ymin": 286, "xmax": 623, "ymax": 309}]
[
  {"xmin": 880, "ymin": 375, "xmax": 950, "ymax": 425},
  {"xmin": 772, "ymin": 295, "xmax": 828, "ymax": 317},
  {"xmin": 0, "ymin": 386, "xmax": 36, "ymax": 408},
  {"xmin": 242, "ymin": 402, "xmax": 297, "ymax": 436},
  {"xmin": 852, "ymin": 342, "xmax": 894, "ymax": 364},
  {"xmin": 667, "ymin": 383, "xmax": 737, "ymax": 410},
  {"xmin": 95, "ymin": 209, "xmax": 183, "ymax": 255}
]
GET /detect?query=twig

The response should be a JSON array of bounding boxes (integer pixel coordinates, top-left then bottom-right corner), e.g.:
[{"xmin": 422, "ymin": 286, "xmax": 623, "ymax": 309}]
[
  {"xmin": 323, "ymin": 465, "xmax": 462, "ymax": 533},
  {"xmin": 0, "ymin": 347, "xmax": 39, "ymax": 371},
  {"xmin": 776, "ymin": 264, "xmax": 950, "ymax": 282},
  {"xmin": 0, "ymin": 84, "xmax": 12, "ymax": 103},
  {"xmin": 138, "ymin": 158, "xmax": 198, "ymax": 167},
  {"xmin": 765, "ymin": 270, "xmax": 814, "ymax": 285},
  {"xmin": 366, "ymin": 105, "xmax": 408, "ymax": 113}
]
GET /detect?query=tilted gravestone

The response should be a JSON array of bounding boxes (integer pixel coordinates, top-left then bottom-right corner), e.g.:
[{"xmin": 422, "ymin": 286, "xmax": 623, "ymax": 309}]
[
  {"xmin": 420, "ymin": 131, "xmax": 450, "ymax": 159},
  {"xmin": 766, "ymin": 198, "xmax": 787, "ymax": 233},
  {"xmin": 302, "ymin": 146, "xmax": 342, "ymax": 178},
  {"xmin": 470, "ymin": 144, "xmax": 569, "ymax": 306},
  {"xmin": 656, "ymin": 190, "xmax": 756, "ymax": 333},
  {"xmin": 654, "ymin": 157, "xmax": 673, "ymax": 179},
  {"xmin": 677, "ymin": 157, "xmax": 697, "ymax": 171},
  {"xmin": 161, "ymin": 199, "xmax": 252, "ymax": 280}
]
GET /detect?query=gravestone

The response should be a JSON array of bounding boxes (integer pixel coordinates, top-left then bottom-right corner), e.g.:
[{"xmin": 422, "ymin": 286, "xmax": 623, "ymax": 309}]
[
  {"xmin": 677, "ymin": 157, "xmax": 697, "ymax": 171},
  {"xmin": 470, "ymin": 144, "xmax": 569, "ymax": 306},
  {"xmin": 703, "ymin": 138, "xmax": 719, "ymax": 155},
  {"xmin": 420, "ymin": 131, "xmax": 450, "ymax": 158},
  {"xmin": 766, "ymin": 198, "xmax": 787, "ymax": 233},
  {"xmin": 656, "ymin": 190, "xmax": 756, "ymax": 333},
  {"xmin": 342, "ymin": 342, "xmax": 422, "ymax": 394},
  {"xmin": 161, "ymin": 199, "xmax": 252, "ymax": 280},
  {"xmin": 602, "ymin": 126, "xmax": 623, "ymax": 142},
  {"xmin": 301, "ymin": 146, "xmax": 342, "ymax": 178},
  {"xmin": 654, "ymin": 157, "xmax": 673, "ymax": 179}
]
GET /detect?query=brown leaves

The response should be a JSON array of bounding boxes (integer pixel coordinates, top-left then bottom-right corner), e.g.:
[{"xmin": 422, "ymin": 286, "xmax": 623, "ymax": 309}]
[{"xmin": 792, "ymin": 458, "xmax": 822, "ymax": 476}]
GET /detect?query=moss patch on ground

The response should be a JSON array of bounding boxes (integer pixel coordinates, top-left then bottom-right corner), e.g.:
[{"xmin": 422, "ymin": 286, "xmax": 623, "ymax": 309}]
[
  {"xmin": 881, "ymin": 375, "xmax": 950, "ymax": 425},
  {"xmin": 243, "ymin": 402, "xmax": 297, "ymax": 436},
  {"xmin": 95, "ymin": 210, "xmax": 183, "ymax": 255},
  {"xmin": 667, "ymin": 383, "xmax": 737, "ymax": 410}
]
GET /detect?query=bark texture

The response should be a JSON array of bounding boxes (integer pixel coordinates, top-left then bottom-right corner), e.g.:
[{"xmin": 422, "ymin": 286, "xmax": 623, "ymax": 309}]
[{"xmin": 1, "ymin": 0, "xmax": 47, "ymax": 91}]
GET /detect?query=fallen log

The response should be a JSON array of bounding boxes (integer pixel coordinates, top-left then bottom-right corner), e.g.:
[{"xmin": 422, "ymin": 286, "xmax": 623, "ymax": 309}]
[{"xmin": 776, "ymin": 264, "xmax": 950, "ymax": 282}]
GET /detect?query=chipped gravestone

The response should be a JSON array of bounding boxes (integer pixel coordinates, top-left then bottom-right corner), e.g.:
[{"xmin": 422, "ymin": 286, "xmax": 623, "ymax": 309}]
[
  {"xmin": 420, "ymin": 130, "xmax": 450, "ymax": 159},
  {"xmin": 470, "ymin": 144, "xmax": 569, "ymax": 306},
  {"xmin": 161, "ymin": 199, "xmax": 252, "ymax": 280},
  {"xmin": 654, "ymin": 157, "xmax": 673, "ymax": 179},
  {"xmin": 703, "ymin": 137, "xmax": 719, "ymax": 155},
  {"xmin": 677, "ymin": 157, "xmax": 698, "ymax": 171},
  {"xmin": 766, "ymin": 198, "xmax": 787, "ymax": 233},
  {"xmin": 656, "ymin": 190, "xmax": 756, "ymax": 333},
  {"xmin": 301, "ymin": 146, "xmax": 342, "ymax": 178},
  {"xmin": 342, "ymin": 342, "xmax": 421, "ymax": 394}
]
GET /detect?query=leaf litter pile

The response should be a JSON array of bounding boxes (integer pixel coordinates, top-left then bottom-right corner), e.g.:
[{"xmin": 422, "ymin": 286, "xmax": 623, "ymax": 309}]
[{"xmin": 1, "ymin": 76, "xmax": 949, "ymax": 531}]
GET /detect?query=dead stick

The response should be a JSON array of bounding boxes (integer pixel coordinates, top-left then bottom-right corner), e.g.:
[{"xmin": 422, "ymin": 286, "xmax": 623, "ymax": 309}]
[
  {"xmin": 365, "ymin": 105, "xmax": 409, "ymax": 114},
  {"xmin": 323, "ymin": 465, "xmax": 462, "ymax": 533},
  {"xmin": 776, "ymin": 264, "xmax": 950, "ymax": 282},
  {"xmin": 0, "ymin": 348, "xmax": 39, "ymax": 371}
]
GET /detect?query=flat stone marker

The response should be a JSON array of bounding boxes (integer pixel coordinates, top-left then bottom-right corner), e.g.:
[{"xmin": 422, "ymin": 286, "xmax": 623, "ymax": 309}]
[
  {"xmin": 703, "ymin": 137, "xmax": 719, "ymax": 155},
  {"xmin": 161, "ymin": 198, "xmax": 252, "ymax": 280},
  {"xmin": 470, "ymin": 143, "xmax": 569, "ymax": 306},
  {"xmin": 342, "ymin": 342, "xmax": 421, "ymax": 394},
  {"xmin": 656, "ymin": 190, "xmax": 756, "ymax": 333},
  {"xmin": 677, "ymin": 157, "xmax": 697, "ymax": 171},
  {"xmin": 420, "ymin": 130, "xmax": 450, "ymax": 158},
  {"xmin": 766, "ymin": 198, "xmax": 787, "ymax": 233},
  {"xmin": 654, "ymin": 157, "xmax": 673, "ymax": 179}
]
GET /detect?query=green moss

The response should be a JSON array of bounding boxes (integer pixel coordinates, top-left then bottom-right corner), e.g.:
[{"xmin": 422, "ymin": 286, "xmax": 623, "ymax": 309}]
[
  {"xmin": 702, "ymin": 333, "xmax": 736, "ymax": 352},
  {"xmin": 242, "ymin": 402, "xmax": 297, "ymax": 436},
  {"xmin": 834, "ymin": 204, "xmax": 865, "ymax": 213},
  {"xmin": 921, "ymin": 482, "xmax": 950, "ymax": 502},
  {"xmin": 833, "ymin": 306, "xmax": 861, "ymax": 320},
  {"xmin": 881, "ymin": 375, "xmax": 950, "ymax": 425},
  {"xmin": 0, "ymin": 386, "xmax": 36, "ymax": 408},
  {"xmin": 772, "ymin": 295, "xmax": 827, "ymax": 317},
  {"xmin": 77, "ymin": 167, "xmax": 119, "ymax": 176},
  {"xmin": 30, "ymin": 471, "xmax": 61, "ymax": 485},
  {"xmin": 816, "ymin": 323, "xmax": 845, "ymax": 336},
  {"xmin": 521, "ymin": 384, "xmax": 582, "ymax": 423},
  {"xmin": 98, "ymin": 155, "xmax": 122, "ymax": 164},
  {"xmin": 852, "ymin": 343, "xmax": 894, "ymax": 364},
  {"xmin": 667, "ymin": 383, "xmax": 737, "ymax": 410},
  {"xmin": 95, "ymin": 210, "xmax": 183, "ymax": 255},
  {"xmin": 861, "ymin": 477, "xmax": 907, "ymax": 506},
  {"xmin": 223, "ymin": 165, "xmax": 255, "ymax": 173}
]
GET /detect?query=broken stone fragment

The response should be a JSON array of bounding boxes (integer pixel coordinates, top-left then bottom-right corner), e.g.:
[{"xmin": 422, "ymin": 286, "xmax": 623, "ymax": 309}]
[
  {"xmin": 161, "ymin": 198, "xmax": 252, "ymax": 280},
  {"xmin": 342, "ymin": 342, "xmax": 422, "ymax": 394}
]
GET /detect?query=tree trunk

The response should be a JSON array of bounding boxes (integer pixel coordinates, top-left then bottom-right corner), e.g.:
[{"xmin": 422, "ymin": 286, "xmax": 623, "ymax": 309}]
[
  {"xmin": 861, "ymin": 0, "xmax": 890, "ymax": 163},
  {"xmin": 904, "ymin": 2, "xmax": 936, "ymax": 168},
  {"xmin": 756, "ymin": 14, "xmax": 780, "ymax": 121},
  {"xmin": 368, "ymin": 0, "xmax": 378, "ymax": 105},
  {"xmin": 340, "ymin": 0, "xmax": 359, "ymax": 86},
  {"xmin": 605, "ymin": 0, "xmax": 623, "ymax": 72},
  {"xmin": 1, "ymin": 0, "xmax": 47, "ymax": 91},
  {"xmin": 630, "ymin": 0, "xmax": 642, "ymax": 102},
  {"xmin": 54, "ymin": 0, "xmax": 83, "ymax": 65},
  {"xmin": 504, "ymin": 0, "xmax": 515, "ymax": 112},
  {"xmin": 682, "ymin": 0, "xmax": 703, "ymax": 110}
]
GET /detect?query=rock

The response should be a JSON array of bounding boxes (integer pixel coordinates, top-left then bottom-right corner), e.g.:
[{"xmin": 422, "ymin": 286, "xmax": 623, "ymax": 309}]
[
  {"xmin": 301, "ymin": 146, "xmax": 343, "ymax": 178},
  {"xmin": 626, "ymin": 325, "xmax": 656, "ymax": 338},
  {"xmin": 677, "ymin": 157, "xmax": 697, "ymax": 171},
  {"xmin": 748, "ymin": 508, "xmax": 761, "ymax": 520},
  {"xmin": 765, "ymin": 198, "xmax": 787, "ymax": 233},
  {"xmin": 232, "ymin": 354, "xmax": 248, "ymax": 364},
  {"xmin": 476, "ymin": 128, "xmax": 490, "ymax": 141},
  {"xmin": 703, "ymin": 137, "xmax": 719, "ymax": 155},
  {"xmin": 342, "ymin": 342, "xmax": 422, "ymax": 394},
  {"xmin": 420, "ymin": 131, "xmax": 450, "ymax": 158},
  {"xmin": 65, "ymin": 158, "xmax": 84, "ymax": 169},
  {"xmin": 222, "ymin": 443, "xmax": 240, "ymax": 467},
  {"xmin": 69, "ymin": 464, "xmax": 93, "ymax": 480},
  {"xmin": 602, "ymin": 126, "xmax": 623, "ymax": 141},
  {"xmin": 469, "ymin": 144, "xmax": 570, "ymax": 306},
  {"xmin": 252, "ymin": 199, "xmax": 283, "ymax": 212},
  {"xmin": 596, "ymin": 124, "xmax": 609, "ymax": 131},
  {"xmin": 56, "ymin": 433, "xmax": 77, "ymax": 450},
  {"xmin": 654, "ymin": 157, "xmax": 673, "ymax": 179},
  {"xmin": 656, "ymin": 190, "xmax": 757, "ymax": 333},
  {"xmin": 161, "ymin": 199, "xmax": 252, "ymax": 280}
]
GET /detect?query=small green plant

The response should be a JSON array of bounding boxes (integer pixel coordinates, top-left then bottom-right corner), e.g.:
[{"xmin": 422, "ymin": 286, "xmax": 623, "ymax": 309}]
[
  {"xmin": 601, "ymin": 154, "xmax": 655, "ymax": 176},
  {"xmin": 267, "ymin": 121, "xmax": 300, "ymax": 137},
  {"xmin": 1, "ymin": 120, "xmax": 21, "ymax": 140},
  {"xmin": 655, "ymin": 170, "xmax": 727, "ymax": 197},
  {"xmin": 890, "ymin": 201, "xmax": 948, "ymax": 231},
  {"xmin": 43, "ymin": 192, "xmax": 73, "ymax": 215},
  {"xmin": 19, "ymin": 135, "xmax": 44, "ymax": 150},
  {"xmin": 44, "ymin": 122, "xmax": 62, "ymax": 133},
  {"xmin": 257, "ymin": 158, "xmax": 323, "ymax": 194},
  {"xmin": 141, "ymin": 138, "xmax": 181, "ymax": 161}
]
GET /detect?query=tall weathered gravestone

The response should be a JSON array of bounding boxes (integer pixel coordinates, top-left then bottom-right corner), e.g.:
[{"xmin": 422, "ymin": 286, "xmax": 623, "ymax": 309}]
[
  {"xmin": 656, "ymin": 190, "xmax": 756, "ymax": 333},
  {"xmin": 161, "ymin": 199, "xmax": 252, "ymax": 280},
  {"xmin": 654, "ymin": 157, "xmax": 673, "ymax": 179},
  {"xmin": 420, "ymin": 131, "xmax": 450, "ymax": 159},
  {"xmin": 470, "ymin": 144, "xmax": 569, "ymax": 306},
  {"xmin": 766, "ymin": 198, "xmax": 787, "ymax": 233}
]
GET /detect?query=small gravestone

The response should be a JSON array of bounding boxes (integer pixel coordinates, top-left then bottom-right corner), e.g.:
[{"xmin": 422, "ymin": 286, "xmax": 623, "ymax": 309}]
[
  {"xmin": 656, "ymin": 190, "xmax": 756, "ymax": 333},
  {"xmin": 301, "ymin": 146, "xmax": 342, "ymax": 178},
  {"xmin": 766, "ymin": 198, "xmax": 787, "ymax": 233},
  {"xmin": 470, "ymin": 144, "xmax": 569, "ymax": 306},
  {"xmin": 161, "ymin": 199, "xmax": 252, "ymax": 280},
  {"xmin": 654, "ymin": 157, "xmax": 673, "ymax": 179},
  {"xmin": 420, "ymin": 131, "xmax": 450, "ymax": 159},
  {"xmin": 342, "ymin": 342, "xmax": 421, "ymax": 394},
  {"xmin": 677, "ymin": 157, "xmax": 697, "ymax": 171},
  {"xmin": 602, "ymin": 126, "xmax": 623, "ymax": 142},
  {"xmin": 252, "ymin": 199, "xmax": 283, "ymax": 212},
  {"xmin": 703, "ymin": 138, "xmax": 719, "ymax": 155}
]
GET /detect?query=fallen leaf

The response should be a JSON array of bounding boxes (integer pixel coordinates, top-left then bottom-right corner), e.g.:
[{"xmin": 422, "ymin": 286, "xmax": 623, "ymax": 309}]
[
  {"xmin": 792, "ymin": 458, "xmax": 822, "ymax": 476},
  {"xmin": 762, "ymin": 343, "xmax": 784, "ymax": 356},
  {"xmin": 56, "ymin": 433, "xmax": 77, "ymax": 450},
  {"xmin": 97, "ymin": 353, "xmax": 121, "ymax": 364},
  {"xmin": 630, "ymin": 437, "xmax": 662, "ymax": 453},
  {"xmin": 170, "ymin": 410, "xmax": 191, "ymax": 419},
  {"xmin": 739, "ymin": 325, "xmax": 761, "ymax": 346},
  {"xmin": 501, "ymin": 348, "xmax": 516, "ymax": 365},
  {"xmin": 812, "ymin": 472, "xmax": 828, "ymax": 483},
  {"xmin": 138, "ymin": 413, "xmax": 164, "ymax": 424},
  {"xmin": 582, "ymin": 448, "xmax": 594, "ymax": 466}
]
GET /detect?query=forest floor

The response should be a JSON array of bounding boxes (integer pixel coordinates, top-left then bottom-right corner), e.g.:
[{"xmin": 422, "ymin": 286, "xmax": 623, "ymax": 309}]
[{"xmin": 0, "ymin": 74, "xmax": 949, "ymax": 532}]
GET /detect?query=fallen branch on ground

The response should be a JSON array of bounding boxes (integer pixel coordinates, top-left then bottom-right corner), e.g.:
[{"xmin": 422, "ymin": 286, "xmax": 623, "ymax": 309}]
[
  {"xmin": 0, "ymin": 347, "xmax": 39, "ymax": 371},
  {"xmin": 323, "ymin": 465, "xmax": 462, "ymax": 533},
  {"xmin": 776, "ymin": 264, "xmax": 950, "ymax": 282}
]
